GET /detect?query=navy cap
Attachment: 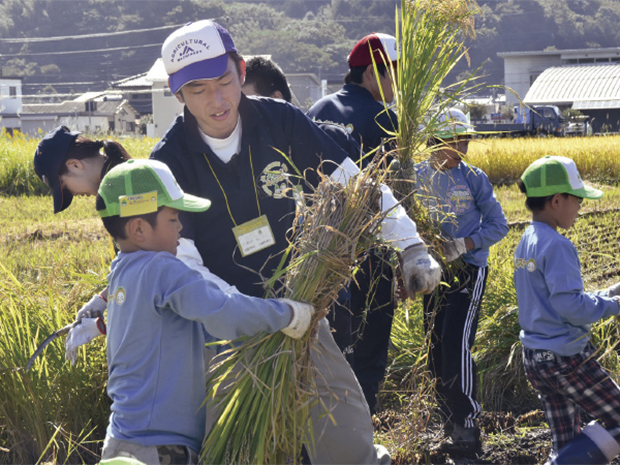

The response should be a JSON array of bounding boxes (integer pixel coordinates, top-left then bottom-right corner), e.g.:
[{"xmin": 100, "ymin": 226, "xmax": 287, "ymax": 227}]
[{"xmin": 33, "ymin": 126, "xmax": 80, "ymax": 213}]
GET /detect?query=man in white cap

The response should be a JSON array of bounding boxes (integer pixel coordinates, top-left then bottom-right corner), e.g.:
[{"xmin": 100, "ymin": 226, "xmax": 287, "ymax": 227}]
[
  {"xmin": 151, "ymin": 20, "xmax": 441, "ymax": 464},
  {"xmin": 307, "ymin": 33, "xmax": 400, "ymax": 415}
]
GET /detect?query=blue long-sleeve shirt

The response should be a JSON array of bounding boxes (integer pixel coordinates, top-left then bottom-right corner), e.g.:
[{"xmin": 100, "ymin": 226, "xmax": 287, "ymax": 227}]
[
  {"xmin": 514, "ymin": 222, "xmax": 619, "ymax": 356},
  {"xmin": 105, "ymin": 250, "xmax": 291, "ymax": 452},
  {"xmin": 413, "ymin": 160, "xmax": 508, "ymax": 267}
]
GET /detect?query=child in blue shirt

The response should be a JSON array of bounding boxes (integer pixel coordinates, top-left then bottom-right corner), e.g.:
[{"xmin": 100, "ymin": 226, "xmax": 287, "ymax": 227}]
[
  {"xmin": 414, "ymin": 108, "xmax": 508, "ymax": 450},
  {"xmin": 514, "ymin": 155, "xmax": 620, "ymax": 465},
  {"xmin": 95, "ymin": 159, "xmax": 313, "ymax": 464}
]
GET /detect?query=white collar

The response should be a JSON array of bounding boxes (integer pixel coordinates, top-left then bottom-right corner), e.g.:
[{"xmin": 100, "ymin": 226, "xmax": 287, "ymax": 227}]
[{"xmin": 199, "ymin": 115, "xmax": 242, "ymax": 163}]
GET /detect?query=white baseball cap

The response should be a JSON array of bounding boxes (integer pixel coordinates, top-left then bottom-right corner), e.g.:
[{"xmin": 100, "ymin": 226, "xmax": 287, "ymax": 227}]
[{"xmin": 162, "ymin": 20, "xmax": 237, "ymax": 94}]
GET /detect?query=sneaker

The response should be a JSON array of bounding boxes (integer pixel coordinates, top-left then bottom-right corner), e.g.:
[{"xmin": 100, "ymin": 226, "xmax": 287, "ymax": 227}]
[{"xmin": 440, "ymin": 424, "xmax": 481, "ymax": 453}]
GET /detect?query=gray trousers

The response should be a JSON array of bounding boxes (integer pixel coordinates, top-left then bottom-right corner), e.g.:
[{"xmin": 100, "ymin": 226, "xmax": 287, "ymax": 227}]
[
  {"xmin": 101, "ymin": 436, "xmax": 199, "ymax": 464},
  {"xmin": 205, "ymin": 318, "xmax": 389, "ymax": 464}
]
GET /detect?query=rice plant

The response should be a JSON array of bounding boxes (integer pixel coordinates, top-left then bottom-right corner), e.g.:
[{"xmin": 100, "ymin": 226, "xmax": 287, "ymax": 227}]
[
  {"xmin": 393, "ymin": 0, "xmax": 480, "ymax": 166},
  {"xmin": 0, "ymin": 256, "xmax": 109, "ymax": 464},
  {"xmin": 0, "ymin": 193, "xmax": 110, "ymax": 464},
  {"xmin": 202, "ymin": 164, "xmax": 384, "ymax": 464},
  {"xmin": 468, "ymin": 136, "xmax": 620, "ymax": 185}
]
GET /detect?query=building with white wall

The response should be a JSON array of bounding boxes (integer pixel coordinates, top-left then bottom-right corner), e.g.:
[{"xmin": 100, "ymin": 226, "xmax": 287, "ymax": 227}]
[
  {"xmin": 144, "ymin": 59, "xmax": 183, "ymax": 138},
  {"xmin": 499, "ymin": 47, "xmax": 620, "ymax": 105},
  {"xmin": 0, "ymin": 77, "xmax": 22, "ymax": 133},
  {"xmin": 21, "ymin": 98, "xmax": 139, "ymax": 136}
]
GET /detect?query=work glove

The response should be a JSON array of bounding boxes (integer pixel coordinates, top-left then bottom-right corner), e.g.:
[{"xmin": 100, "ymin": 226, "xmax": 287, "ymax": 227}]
[
  {"xmin": 278, "ymin": 298, "xmax": 315, "ymax": 339},
  {"xmin": 65, "ymin": 317, "xmax": 106, "ymax": 365},
  {"xmin": 608, "ymin": 281, "xmax": 620, "ymax": 298},
  {"xmin": 399, "ymin": 244, "xmax": 442, "ymax": 296},
  {"xmin": 76, "ymin": 294, "xmax": 107, "ymax": 323},
  {"xmin": 441, "ymin": 237, "xmax": 468, "ymax": 262}
]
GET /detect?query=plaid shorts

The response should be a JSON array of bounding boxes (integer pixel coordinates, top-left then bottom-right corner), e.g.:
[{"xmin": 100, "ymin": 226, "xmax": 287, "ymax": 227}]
[{"xmin": 523, "ymin": 343, "xmax": 620, "ymax": 451}]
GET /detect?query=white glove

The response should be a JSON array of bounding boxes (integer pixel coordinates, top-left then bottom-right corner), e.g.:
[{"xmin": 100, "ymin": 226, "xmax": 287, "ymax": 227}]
[
  {"xmin": 608, "ymin": 282, "xmax": 620, "ymax": 298},
  {"xmin": 400, "ymin": 244, "xmax": 442, "ymax": 296},
  {"xmin": 65, "ymin": 317, "xmax": 106, "ymax": 365},
  {"xmin": 76, "ymin": 294, "xmax": 107, "ymax": 322},
  {"xmin": 278, "ymin": 298, "xmax": 315, "ymax": 339},
  {"xmin": 441, "ymin": 237, "xmax": 467, "ymax": 262}
]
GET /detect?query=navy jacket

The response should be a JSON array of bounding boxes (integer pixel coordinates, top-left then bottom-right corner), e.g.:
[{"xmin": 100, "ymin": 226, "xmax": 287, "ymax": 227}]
[
  {"xmin": 150, "ymin": 95, "xmax": 349, "ymax": 297},
  {"xmin": 307, "ymin": 84, "xmax": 398, "ymax": 166}
]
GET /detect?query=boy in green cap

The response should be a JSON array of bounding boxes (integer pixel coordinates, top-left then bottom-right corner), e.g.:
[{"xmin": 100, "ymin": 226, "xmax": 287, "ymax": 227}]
[
  {"xmin": 514, "ymin": 155, "xmax": 620, "ymax": 465},
  {"xmin": 96, "ymin": 159, "xmax": 313, "ymax": 464}
]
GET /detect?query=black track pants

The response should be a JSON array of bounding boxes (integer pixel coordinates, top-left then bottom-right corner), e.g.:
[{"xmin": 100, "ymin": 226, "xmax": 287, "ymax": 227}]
[{"xmin": 423, "ymin": 263, "xmax": 488, "ymax": 428}]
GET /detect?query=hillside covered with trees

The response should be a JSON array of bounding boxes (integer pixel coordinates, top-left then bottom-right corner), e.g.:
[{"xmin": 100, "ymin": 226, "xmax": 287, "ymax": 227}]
[{"xmin": 1, "ymin": 0, "xmax": 619, "ymax": 100}]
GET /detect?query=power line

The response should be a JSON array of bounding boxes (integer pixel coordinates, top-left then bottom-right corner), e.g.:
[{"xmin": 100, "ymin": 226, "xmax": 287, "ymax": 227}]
[
  {"xmin": 0, "ymin": 23, "xmax": 184, "ymax": 43},
  {"xmin": 0, "ymin": 43, "xmax": 161, "ymax": 57}
]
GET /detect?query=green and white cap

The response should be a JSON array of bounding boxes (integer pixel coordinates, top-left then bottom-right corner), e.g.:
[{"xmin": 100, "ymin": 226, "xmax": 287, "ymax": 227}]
[
  {"xmin": 97, "ymin": 159, "xmax": 211, "ymax": 218},
  {"xmin": 434, "ymin": 107, "xmax": 475, "ymax": 140},
  {"xmin": 521, "ymin": 155, "xmax": 603, "ymax": 199}
]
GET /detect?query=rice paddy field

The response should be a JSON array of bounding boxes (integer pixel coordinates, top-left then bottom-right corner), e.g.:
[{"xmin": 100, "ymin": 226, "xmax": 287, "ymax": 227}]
[{"xmin": 2, "ymin": 132, "xmax": 620, "ymax": 464}]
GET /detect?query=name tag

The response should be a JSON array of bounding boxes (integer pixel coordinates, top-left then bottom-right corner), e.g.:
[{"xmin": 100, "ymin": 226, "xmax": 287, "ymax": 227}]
[
  {"xmin": 119, "ymin": 191, "xmax": 158, "ymax": 217},
  {"xmin": 232, "ymin": 215, "xmax": 276, "ymax": 257}
]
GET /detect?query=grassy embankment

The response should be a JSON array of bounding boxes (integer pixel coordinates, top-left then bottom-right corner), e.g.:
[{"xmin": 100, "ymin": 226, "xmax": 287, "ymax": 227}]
[{"xmin": 1, "ymin": 132, "xmax": 620, "ymax": 463}]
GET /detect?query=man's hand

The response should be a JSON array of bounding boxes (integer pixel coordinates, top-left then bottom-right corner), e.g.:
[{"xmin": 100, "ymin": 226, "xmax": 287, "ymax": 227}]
[
  {"xmin": 441, "ymin": 237, "xmax": 467, "ymax": 262},
  {"xmin": 279, "ymin": 299, "xmax": 315, "ymax": 339},
  {"xmin": 399, "ymin": 244, "xmax": 442, "ymax": 296},
  {"xmin": 76, "ymin": 294, "xmax": 107, "ymax": 323},
  {"xmin": 65, "ymin": 317, "xmax": 106, "ymax": 365}
]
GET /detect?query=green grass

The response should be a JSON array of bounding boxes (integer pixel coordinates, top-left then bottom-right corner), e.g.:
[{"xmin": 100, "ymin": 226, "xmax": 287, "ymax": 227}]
[{"xmin": 0, "ymin": 195, "xmax": 110, "ymax": 464}]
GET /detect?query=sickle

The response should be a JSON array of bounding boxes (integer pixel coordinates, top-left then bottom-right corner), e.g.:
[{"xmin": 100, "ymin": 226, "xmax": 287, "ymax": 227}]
[{"xmin": 25, "ymin": 321, "xmax": 76, "ymax": 372}]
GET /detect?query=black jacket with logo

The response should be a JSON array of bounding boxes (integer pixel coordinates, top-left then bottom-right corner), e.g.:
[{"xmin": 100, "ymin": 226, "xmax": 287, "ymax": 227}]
[
  {"xmin": 307, "ymin": 84, "xmax": 398, "ymax": 166},
  {"xmin": 150, "ymin": 95, "xmax": 348, "ymax": 298}
]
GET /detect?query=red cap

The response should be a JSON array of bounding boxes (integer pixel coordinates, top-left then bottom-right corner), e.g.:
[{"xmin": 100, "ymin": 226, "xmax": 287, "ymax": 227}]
[{"xmin": 348, "ymin": 33, "xmax": 399, "ymax": 68}]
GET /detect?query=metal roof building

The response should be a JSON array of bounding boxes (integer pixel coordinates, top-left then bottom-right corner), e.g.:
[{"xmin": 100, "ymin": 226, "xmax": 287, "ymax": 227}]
[{"xmin": 524, "ymin": 64, "xmax": 620, "ymax": 133}]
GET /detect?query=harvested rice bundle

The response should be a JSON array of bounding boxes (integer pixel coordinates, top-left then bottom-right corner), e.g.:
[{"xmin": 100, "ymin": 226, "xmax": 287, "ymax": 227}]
[
  {"xmin": 388, "ymin": 0, "xmax": 481, "ymax": 258},
  {"xmin": 202, "ymin": 163, "xmax": 384, "ymax": 464}
]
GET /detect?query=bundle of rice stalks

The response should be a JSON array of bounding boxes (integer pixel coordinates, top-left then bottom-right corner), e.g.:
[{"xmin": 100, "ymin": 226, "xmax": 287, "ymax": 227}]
[
  {"xmin": 391, "ymin": 0, "xmax": 481, "ymax": 172},
  {"xmin": 201, "ymin": 164, "xmax": 385, "ymax": 464},
  {"xmin": 384, "ymin": 0, "xmax": 484, "ymax": 260}
]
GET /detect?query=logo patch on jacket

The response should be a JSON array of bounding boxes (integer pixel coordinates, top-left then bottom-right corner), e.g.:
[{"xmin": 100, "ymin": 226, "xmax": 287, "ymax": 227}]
[
  {"xmin": 515, "ymin": 257, "xmax": 536, "ymax": 272},
  {"xmin": 259, "ymin": 161, "xmax": 289, "ymax": 199},
  {"xmin": 448, "ymin": 184, "xmax": 473, "ymax": 214},
  {"xmin": 109, "ymin": 287, "xmax": 127, "ymax": 305}
]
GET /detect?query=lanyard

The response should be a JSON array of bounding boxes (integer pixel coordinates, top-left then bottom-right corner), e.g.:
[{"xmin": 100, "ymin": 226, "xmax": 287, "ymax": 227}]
[{"xmin": 203, "ymin": 147, "xmax": 262, "ymax": 227}]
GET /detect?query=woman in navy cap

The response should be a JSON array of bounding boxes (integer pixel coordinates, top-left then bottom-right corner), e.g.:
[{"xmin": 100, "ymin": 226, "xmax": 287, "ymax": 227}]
[
  {"xmin": 32, "ymin": 127, "xmax": 239, "ymax": 365},
  {"xmin": 33, "ymin": 126, "xmax": 131, "ymax": 213},
  {"xmin": 32, "ymin": 126, "xmax": 132, "ymax": 359}
]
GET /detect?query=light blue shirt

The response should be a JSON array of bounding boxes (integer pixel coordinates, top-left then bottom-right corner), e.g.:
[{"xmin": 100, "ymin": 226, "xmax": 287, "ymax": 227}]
[
  {"xmin": 414, "ymin": 161, "xmax": 508, "ymax": 267},
  {"xmin": 514, "ymin": 222, "xmax": 618, "ymax": 356},
  {"xmin": 105, "ymin": 250, "xmax": 291, "ymax": 451}
]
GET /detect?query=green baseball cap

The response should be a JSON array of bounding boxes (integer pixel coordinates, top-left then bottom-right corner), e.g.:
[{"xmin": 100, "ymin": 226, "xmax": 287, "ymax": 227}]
[
  {"xmin": 521, "ymin": 155, "xmax": 603, "ymax": 199},
  {"xmin": 97, "ymin": 159, "xmax": 211, "ymax": 218}
]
